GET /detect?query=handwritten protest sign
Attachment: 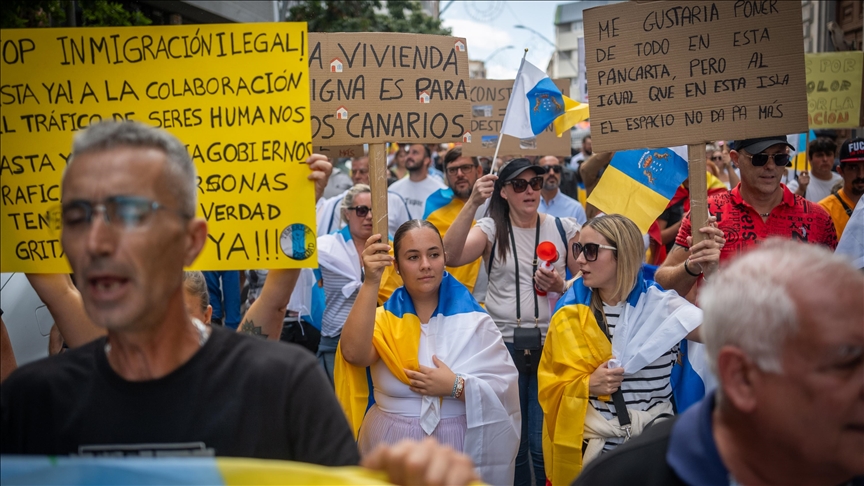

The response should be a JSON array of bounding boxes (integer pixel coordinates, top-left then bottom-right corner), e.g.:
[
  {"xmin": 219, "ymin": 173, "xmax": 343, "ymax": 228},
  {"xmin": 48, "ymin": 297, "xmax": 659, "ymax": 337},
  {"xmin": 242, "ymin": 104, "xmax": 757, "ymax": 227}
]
[
  {"xmin": 463, "ymin": 79, "xmax": 572, "ymax": 157},
  {"xmin": 806, "ymin": 51, "xmax": 862, "ymax": 129},
  {"xmin": 308, "ymin": 33, "xmax": 470, "ymax": 146},
  {"xmin": 584, "ymin": 1, "xmax": 808, "ymax": 152},
  {"xmin": 315, "ymin": 145, "xmax": 365, "ymax": 159},
  {"xmin": 0, "ymin": 23, "xmax": 314, "ymax": 273}
]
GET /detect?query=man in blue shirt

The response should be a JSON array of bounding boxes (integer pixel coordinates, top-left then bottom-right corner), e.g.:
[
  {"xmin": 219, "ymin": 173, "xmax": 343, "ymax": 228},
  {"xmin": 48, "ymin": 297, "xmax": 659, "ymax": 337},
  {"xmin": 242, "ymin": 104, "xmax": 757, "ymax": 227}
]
[
  {"xmin": 574, "ymin": 240, "xmax": 864, "ymax": 486},
  {"xmin": 203, "ymin": 271, "xmax": 241, "ymax": 329},
  {"xmin": 537, "ymin": 155, "xmax": 587, "ymax": 225}
]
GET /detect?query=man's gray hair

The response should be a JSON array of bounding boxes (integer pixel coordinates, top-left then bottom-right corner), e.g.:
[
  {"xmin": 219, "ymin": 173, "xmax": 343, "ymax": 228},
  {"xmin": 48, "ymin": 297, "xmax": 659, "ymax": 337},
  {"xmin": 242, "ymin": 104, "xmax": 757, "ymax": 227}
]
[
  {"xmin": 700, "ymin": 239, "xmax": 855, "ymax": 374},
  {"xmin": 67, "ymin": 121, "xmax": 197, "ymax": 216}
]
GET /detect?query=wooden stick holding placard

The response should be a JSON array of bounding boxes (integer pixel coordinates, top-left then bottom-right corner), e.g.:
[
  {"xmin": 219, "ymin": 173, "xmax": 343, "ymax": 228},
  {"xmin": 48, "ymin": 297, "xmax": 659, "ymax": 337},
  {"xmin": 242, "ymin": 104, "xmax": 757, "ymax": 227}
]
[
  {"xmin": 368, "ymin": 143, "xmax": 390, "ymax": 241},
  {"xmin": 688, "ymin": 143, "xmax": 709, "ymax": 247}
]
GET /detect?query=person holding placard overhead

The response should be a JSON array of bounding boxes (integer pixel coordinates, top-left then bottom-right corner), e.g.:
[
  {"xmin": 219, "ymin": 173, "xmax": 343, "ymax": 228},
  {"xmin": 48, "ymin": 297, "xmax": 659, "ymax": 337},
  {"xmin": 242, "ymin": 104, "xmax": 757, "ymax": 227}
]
[
  {"xmin": 444, "ymin": 159, "xmax": 581, "ymax": 486},
  {"xmin": 537, "ymin": 214, "xmax": 702, "ymax": 485},
  {"xmin": 336, "ymin": 220, "xmax": 520, "ymax": 486},
  {"xmin": 389, "ymin": 144, "xmax": 446, "ymax": 220},
  {"xmin": 655, "ymin": 136, "xmax": 837, "ymax": 299}
]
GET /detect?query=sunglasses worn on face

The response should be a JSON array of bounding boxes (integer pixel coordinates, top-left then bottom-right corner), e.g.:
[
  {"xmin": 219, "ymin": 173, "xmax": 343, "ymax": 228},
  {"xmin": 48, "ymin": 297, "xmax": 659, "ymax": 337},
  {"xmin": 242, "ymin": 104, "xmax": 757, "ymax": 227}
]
[
  {"xmin": 506, "ymin": 176, "xmax": 543, "ymax": 193},
  {"xmin": 347, "ymin": 206, "xmax": 371, "ymax": 218},
  {"xmin": 710, "ymin": 156, "xmax": 723, "ymax": 161},
  {"xmin": 59, "ymin": 195, "xmax": 188, "ymax": 234},
  {"xmin": 446, "ymin": 163, "xmax": 477, "ymax": 176},
  {"xmin": 541, "ymin": 165, "xmax": 562, "ymax": 174},
  {"xmin": 572, "ymin": 242, "xmax": 617, "ymax": 262},
  {"xmin": 743, "ymin": 152, "xmax": 791, "ymax": 167}
]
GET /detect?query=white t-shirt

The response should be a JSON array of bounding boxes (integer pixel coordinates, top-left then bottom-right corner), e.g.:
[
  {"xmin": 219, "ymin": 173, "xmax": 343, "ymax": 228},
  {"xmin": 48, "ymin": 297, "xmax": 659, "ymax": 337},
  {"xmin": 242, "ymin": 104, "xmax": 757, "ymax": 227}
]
[
  {"xmin": 786, "ymin": 172, "xmax": 843, "ymax": 202},
  {"xmin": 389, "ymin": 176, "xmax": 446, "ymax": 220},
  {"xmin": 476, "ymin": 215, "xmax": 580, "ymax": 343}
]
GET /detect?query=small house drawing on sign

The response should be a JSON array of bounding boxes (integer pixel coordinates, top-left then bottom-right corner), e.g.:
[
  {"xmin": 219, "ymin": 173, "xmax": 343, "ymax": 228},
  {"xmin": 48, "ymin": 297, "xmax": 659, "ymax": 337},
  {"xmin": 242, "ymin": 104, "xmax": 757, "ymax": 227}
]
[
  {"xmin": 330, "ymin": 58, "xmax": 343, "ymax": 72},
  {"xmin": 418, "ymin": 91, "xmax": 431, "ymax": 103},
  {"xmin": 454, "ymin": 40, "xmax": 466, "ymax": 52},
  {"xmin": 335, "ymin": 106, "xmax": 348, "ymax": 119},
  {"xmin": 462, "ymin": 131, "xmax": 472, "ymax": 143}
]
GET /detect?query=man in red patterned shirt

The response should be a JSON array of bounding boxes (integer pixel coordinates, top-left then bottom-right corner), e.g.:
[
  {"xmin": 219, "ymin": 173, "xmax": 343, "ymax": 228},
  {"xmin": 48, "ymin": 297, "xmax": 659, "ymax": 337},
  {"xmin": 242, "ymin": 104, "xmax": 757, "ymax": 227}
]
[{"xmin": 656, "ymin": 136, "xmax": 838, "ymax": 297}]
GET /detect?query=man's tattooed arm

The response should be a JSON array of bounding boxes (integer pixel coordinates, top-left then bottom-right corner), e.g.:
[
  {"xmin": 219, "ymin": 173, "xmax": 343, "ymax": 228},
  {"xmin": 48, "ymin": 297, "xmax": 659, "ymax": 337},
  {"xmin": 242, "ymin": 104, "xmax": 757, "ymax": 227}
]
[{"xmin": 239, "ymin": 319, "xmax": 267, "ymax": 338}]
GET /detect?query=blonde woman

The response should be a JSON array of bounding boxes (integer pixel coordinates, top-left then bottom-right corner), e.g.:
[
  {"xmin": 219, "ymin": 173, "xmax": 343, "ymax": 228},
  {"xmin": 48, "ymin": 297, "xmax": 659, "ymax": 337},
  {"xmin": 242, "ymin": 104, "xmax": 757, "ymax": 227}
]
[{"xmin": 539, "ymin": 215, "xmax": 702, "ymax": 485}]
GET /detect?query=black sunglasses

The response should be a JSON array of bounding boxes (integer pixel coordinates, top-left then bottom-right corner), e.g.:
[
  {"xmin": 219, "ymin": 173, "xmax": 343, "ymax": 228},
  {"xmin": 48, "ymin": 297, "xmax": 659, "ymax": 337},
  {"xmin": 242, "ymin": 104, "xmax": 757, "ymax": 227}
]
[
  {"xmin": 540, "ymin": 165, "xmax": 562, "ymax": 174},
  {"xmin": 347, "ymin": 206, "xmax": 371, "ymax": 217},
  {"xmin": 743, "ymin": 152, "xmax": 791, "ymax": 167},
  {"xmin": 572, "ymin": 242, "xmax": 617, "ymax": 262},
  {"xmin": 505, "ymin": 176, "xmax": 543, "ymax": 193}
]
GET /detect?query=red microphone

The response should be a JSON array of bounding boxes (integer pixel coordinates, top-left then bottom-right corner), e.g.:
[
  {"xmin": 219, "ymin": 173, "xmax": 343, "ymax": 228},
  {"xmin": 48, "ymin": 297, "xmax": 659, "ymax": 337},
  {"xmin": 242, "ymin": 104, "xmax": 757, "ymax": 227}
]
[{"xmin": 535, "ymin": 241, "xmax": 559, "ymax": 296}]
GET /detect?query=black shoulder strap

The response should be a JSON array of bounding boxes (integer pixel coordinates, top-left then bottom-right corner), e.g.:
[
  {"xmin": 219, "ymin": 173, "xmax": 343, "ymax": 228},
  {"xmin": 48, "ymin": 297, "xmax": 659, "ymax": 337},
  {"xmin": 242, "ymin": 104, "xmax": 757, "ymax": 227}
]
[
  {"xmin": 593, "ymin": 308, "xmax": 631, "ymax": 428},
  {"xmin": 555, "ymin": 217, "xmax": 569, "ymax": 267},
  {"xmin": 833, "ymin": 192, "xmax": 854, "ymax": 216}
]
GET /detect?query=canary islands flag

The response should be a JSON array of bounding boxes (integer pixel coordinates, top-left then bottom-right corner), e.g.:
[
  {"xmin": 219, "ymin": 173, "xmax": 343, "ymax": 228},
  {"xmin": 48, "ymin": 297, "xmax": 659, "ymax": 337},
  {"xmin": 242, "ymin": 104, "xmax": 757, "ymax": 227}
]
[
  {"xmin": 588, "ymin": 146, "xmax": 689, "ymax": 233},
  {"xmin": 500, "ymin": 58, "xmax": 589, "ymax": 139}
]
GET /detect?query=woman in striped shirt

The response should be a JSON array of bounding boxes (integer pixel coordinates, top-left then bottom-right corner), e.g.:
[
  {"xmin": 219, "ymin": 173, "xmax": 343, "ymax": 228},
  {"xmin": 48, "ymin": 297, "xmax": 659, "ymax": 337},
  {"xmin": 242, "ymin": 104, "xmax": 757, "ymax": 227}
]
[{"xmin": 539, "ymin": 214, "xmax": 703, "ymax": 485}]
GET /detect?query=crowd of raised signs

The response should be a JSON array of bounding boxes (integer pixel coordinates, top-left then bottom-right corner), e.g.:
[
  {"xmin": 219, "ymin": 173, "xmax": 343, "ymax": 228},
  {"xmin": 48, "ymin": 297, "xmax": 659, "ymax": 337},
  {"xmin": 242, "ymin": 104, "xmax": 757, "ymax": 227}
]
[{"xmin": 1, "ymin": 123, "xmax": 862, "ymax": 486}]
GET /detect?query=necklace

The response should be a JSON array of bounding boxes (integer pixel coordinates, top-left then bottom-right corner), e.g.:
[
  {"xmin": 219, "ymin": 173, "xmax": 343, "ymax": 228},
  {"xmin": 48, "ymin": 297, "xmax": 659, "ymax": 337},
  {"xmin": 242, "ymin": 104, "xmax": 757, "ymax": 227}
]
[{"xmin": 104, "ymin": 318, "xmax": 210, "ymax": 356}]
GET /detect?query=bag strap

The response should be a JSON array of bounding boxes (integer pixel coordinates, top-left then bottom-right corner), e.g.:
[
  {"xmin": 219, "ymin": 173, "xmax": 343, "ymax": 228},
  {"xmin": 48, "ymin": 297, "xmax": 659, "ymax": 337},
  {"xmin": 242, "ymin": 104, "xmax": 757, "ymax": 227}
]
[
  {"xmin": 592, "ymin": 308, "xmax": 631, "ymax": 428},
  {"xmin": 554, "ymin": 217, "xmax": 569, "ymax": 269},
  {"xmin": 833, "ymin": 192, "xmax": 854, "ymax": 216}
]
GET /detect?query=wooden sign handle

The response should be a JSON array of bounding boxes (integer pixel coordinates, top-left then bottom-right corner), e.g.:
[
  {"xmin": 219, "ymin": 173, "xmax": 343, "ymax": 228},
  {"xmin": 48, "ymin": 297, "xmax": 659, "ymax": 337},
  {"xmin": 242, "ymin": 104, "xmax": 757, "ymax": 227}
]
[
  {"xmin": 368, "ymin": 143, "xmax": 390, "ymax": 242},
  {"xmin": 688, "ymin": 143, "xmax": 709, "ymax": 246}
]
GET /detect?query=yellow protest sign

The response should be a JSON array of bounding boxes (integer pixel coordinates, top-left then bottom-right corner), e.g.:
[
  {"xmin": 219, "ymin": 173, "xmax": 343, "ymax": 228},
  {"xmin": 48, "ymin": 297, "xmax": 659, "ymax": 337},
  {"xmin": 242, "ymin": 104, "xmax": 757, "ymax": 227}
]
[
  {"xmin": 806, "ymin": 51, "xmax": 863, "ymax": 129},
  {"xmin": 0, "ymin": 23, "xmax": 315, "ymax": 273}
]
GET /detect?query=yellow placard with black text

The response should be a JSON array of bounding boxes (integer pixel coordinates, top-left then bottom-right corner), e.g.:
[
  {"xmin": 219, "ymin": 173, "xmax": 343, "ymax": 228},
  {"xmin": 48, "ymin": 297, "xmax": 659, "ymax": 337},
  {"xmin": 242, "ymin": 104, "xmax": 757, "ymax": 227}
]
[{"xmin": 0, "ymin": 23, "xmax": 316, "ymax": 273}]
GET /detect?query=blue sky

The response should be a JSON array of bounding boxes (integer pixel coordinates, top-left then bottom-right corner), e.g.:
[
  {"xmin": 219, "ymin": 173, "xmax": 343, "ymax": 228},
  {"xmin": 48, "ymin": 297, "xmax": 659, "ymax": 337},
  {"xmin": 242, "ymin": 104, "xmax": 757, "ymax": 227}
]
[{"xmin": 441, "ymin": 1, "xmax": 570, "ymax": 79}]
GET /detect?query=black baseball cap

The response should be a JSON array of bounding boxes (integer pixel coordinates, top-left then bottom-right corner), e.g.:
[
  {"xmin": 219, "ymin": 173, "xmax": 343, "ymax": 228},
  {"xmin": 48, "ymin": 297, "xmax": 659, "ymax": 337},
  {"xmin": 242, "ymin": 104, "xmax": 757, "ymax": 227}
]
[
  {"xmin": 839, "ymin": 138, "xmax": 864, "ymax": 164},
  {"xmin": 731, "ymin": 136, "xmax": 794, "ymax": 154},
  {"xmin": 498, "ymin": 158, "xmax": 546, "ymax": 182}
]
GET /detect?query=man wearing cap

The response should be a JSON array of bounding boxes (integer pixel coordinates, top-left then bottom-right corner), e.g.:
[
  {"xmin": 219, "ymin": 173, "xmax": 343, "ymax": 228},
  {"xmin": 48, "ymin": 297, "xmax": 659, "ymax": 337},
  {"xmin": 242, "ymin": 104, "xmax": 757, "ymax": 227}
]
[
  {"xmin": 818, "ymin": 138, "xmax": 864, "ymax": 239},
  {"xmin": 655, "ymin": 136, "xmax": 837, "ymax": 298}
]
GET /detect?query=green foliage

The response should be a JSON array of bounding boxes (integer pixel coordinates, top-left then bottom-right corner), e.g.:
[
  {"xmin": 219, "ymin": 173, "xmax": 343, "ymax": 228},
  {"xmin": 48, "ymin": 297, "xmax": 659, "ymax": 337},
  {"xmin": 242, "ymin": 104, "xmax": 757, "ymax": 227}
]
[
  {"xmin": 0, "ymin": 0, "xmax": 150, "ymax": 29},
  {"xmin": 288, "ymin": 0, "xmax": 451, "ymax": 35}
]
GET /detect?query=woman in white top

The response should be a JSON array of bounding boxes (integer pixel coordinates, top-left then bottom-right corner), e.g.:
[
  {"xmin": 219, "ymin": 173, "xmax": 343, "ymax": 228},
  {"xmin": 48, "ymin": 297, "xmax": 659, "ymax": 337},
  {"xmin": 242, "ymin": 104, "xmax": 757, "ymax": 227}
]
[
  {"xmin": 443, "ymin": 159, "xmax": 581, "ymax": 486},
  {"xmin": 337, "ymin": 220, "xmax": 520, "ymax": 485}
]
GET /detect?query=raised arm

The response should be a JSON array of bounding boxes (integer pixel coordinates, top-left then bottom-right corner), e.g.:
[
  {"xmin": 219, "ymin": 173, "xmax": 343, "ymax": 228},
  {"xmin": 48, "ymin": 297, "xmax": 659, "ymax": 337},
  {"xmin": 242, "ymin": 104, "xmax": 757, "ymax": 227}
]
[
  {"xmin": 340, "ymin": 234, "xmax": 392, "ymax": 367},
  {"xmin": 443, "ymin": 174, "xmax": 495, "ymax": 267},
  {"xmin": 238, "ymin": 154, "xmax": 332, "ymax": 340},
  {"xmin": 0, "ymin": 317, "xmax": 16, "ymax": 383},
  {"xmin": 654, "ymin": 216, "xmax": 724, "ymax": 297},
  {"xmin": 26, "ymin": 274, "xmax": 105, "ymax": 348}
]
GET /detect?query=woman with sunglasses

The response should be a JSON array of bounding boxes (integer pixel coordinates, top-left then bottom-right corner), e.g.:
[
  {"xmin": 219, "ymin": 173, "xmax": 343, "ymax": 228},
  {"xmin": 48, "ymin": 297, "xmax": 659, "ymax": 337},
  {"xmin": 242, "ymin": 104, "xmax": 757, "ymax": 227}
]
[
  {"xmin": 315, "ymin": 184, "xmax": 401, "ymax": 383},
  {"xmin": 444, "ymin": 158, "xmax": 581, "ymax": 486},
  {"xmin": 538, "ymin": 215, "xmax": 702, "ymax": 485},
  {"xmin": 337, "ymin": 220, "xmax": 520, "ymax": 486}
]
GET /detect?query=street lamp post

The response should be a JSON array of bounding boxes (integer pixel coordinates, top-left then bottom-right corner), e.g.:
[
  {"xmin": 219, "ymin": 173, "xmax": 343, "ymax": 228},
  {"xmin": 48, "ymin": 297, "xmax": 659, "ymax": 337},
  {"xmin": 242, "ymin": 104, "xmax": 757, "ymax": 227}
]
[
  {"xmin": 485, "ymin": 45, "xmax": 515, "ymax": 63},
  {"xmin": 513, "ymin": 24, "xmax": 579, "ymax": 78}
]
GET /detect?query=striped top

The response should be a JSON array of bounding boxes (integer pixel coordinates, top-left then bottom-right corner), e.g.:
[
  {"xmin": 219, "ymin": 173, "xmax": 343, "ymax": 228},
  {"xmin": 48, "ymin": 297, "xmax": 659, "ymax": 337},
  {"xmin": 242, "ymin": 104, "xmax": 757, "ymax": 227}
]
[
  {"xmin": 319, "ymin": 263, "xmax": 358, "ymax": 338},
  {"xmin": 589, "ymin": 302, "xmax": 678, "ymax": 452}
]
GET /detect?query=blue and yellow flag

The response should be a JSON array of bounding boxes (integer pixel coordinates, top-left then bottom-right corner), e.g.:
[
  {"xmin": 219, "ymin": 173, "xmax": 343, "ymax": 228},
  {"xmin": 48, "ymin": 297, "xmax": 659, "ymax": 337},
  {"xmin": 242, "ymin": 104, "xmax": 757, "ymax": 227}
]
[{"xmin": 587, "ymin": 147, "xmax": 689, "ymax": 233}]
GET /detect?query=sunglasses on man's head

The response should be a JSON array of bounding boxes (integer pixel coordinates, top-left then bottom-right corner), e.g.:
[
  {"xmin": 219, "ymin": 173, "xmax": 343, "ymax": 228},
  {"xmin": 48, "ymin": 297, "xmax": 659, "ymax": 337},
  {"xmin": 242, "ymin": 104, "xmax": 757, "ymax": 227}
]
[
  {"xmin": 540, "ymin": 165, "xmax": 562, "ymax": 174},
  {"xmin": 742, "ymin": 152, "xmax": 791, "ymax": 167},
  {"xmin": 347, "ymin": 206, "xmax": 371, "ymax": 218},
  {"xmin": 572, "ymin": 242, "xmax": 617, "ymax": 262},
  {"xmin": 505, "ymin": 176, "xmax": 543, "ymax": 193}
]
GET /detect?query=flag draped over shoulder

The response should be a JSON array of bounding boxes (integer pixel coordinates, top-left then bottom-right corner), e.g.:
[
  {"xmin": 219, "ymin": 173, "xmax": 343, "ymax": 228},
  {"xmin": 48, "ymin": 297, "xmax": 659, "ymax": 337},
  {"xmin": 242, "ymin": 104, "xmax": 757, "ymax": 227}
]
[
  {"xmin": 587, "ymin": 146, "xmax": 690, "ymax": 233},
  {"xmin": 500, "ymin": 58, "xmax": 589, "ymax": 139},
  {"xmin": 0, "ymin": 456, "xmax": 391, "ymax": 485},
  {"xmin": 538, "ymin": 277, "xmax": 702, "ymax": 485},
  {"xmin": 334, "ymin": 274, "xmax": 521, "ymax": 486}
]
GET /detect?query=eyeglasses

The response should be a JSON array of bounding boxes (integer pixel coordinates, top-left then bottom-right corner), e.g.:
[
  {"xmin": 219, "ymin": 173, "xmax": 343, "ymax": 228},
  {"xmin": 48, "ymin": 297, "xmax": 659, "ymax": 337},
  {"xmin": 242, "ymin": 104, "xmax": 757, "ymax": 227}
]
[
  {"xmin": 572, "ymin": 242, "xmax": 617, "ymax": 262},
  {"xmin": 741, "ymin": 152, "xmax": 791, "ymax": 167},
  {"xmin": 710, "ymin": 156, "xmax": 723, "ymax": 162},
  {"xmin": 346, "ymin": 205, "xmax": 371, "ymax": 218},
  {"xmin": 505, "ymin": 176, "xmax": 543, "ymax": 193},
  {"xmin": 446, "ymin": 163, "xmax": 477, "ymax": 176},
  {"xmin": 540, "ymin": 165, "xmax": 562, "ymax": 174},
  {"xmin": 58, "ymin": 196, "xmax": 188, "ymax": 234}
]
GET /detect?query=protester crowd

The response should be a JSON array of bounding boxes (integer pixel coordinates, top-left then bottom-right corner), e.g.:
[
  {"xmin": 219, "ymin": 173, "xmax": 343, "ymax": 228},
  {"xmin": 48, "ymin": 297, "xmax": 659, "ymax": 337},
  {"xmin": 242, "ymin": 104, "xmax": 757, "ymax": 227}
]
[{"xmin": 1, "ymin": 121, "xmax": 862, "ymax": 486}]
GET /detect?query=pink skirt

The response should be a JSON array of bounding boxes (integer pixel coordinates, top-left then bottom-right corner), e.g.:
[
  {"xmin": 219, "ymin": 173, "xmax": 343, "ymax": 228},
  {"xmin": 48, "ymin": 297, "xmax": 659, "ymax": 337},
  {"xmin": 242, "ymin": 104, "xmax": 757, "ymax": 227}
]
[{"xmin": 357, "ymin": 404, "xmax": 467, "ymax": 456}]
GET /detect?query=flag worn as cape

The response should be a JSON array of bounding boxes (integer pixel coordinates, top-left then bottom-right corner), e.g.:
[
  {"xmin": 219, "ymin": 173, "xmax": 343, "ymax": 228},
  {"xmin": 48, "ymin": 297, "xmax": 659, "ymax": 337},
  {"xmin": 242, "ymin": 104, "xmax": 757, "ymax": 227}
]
[
  {"xmin": 538, "ymin": 277, "xmax": 702, "ymax": 485},
  {"xmin": 423, "ymin": 188, "xmax": 483, "ymax": 293},
  {"xmin": 334, "ymin": 273, "xmax": 521, "ymax": 486}
]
